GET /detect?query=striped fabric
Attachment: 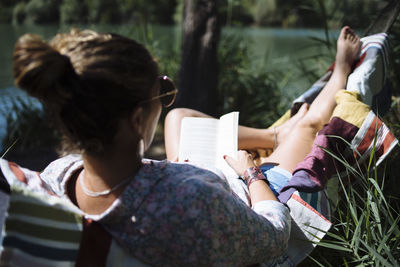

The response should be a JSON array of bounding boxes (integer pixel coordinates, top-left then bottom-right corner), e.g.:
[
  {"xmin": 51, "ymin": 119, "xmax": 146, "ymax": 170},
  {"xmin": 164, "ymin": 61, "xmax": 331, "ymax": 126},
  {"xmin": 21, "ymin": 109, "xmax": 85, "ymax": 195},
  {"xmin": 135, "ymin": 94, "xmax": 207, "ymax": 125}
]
[
  {"xmin": 291, "ymin": 32, "xmax": 392, "ymax": 117},
  {"xmin": 299, "ymin": 190, "xmax": 329, "ymax": 218},
  {"xmin": 279, "ymin": 92, "xmax": 398, "ymax": 202},
  {"xmin": 351, "ymin": 110, "xmax": 398, "ymax": 166},
  {"xmin": 347, "ymin": 33, "xmax": 392, "ymax": 115},
  {"xmin": 355, "ymin": 33, "xmax": 389, "ymax": 73},
  {"xmin": 0, "ymin": 159, "xmax": 139, "ymax": 267},
  {"xmin": 0, "ymin": 167, "xmax": 83, "ymax": 266},
  {"xmin": 285, "ymin": 192, "xmax": 332, "ymax": 264}
]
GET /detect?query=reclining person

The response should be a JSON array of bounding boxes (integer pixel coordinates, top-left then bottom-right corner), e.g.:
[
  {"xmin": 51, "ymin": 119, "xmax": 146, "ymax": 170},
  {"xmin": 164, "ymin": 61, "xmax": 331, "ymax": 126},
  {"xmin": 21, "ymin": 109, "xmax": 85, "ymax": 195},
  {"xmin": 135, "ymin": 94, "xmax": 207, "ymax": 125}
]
[
  {"xmin": 165, "ymin": 26, "xmax": 361, "ymax": 200},
  {"xmin": 0, "ymin": 26, "xmax": 360, "ymax": 265}
]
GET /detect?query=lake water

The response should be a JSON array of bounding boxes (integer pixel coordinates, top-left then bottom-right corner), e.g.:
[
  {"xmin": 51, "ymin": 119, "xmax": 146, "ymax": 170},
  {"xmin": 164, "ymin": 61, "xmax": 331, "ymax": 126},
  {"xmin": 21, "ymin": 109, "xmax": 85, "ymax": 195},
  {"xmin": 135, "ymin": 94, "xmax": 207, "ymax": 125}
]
[
  {"xmin": 0, "ymin": 24, "xmax": 338, "ymax": 90},
  {"xmin": 0, "ymin": 24, "xmax": 338, "ymax": 150}
]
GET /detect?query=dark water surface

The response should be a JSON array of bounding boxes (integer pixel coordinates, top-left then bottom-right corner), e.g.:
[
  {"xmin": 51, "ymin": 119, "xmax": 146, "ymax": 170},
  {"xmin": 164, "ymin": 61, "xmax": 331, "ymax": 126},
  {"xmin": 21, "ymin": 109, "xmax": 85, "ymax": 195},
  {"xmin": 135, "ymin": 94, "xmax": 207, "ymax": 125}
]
[{"xmin": 0, "ymin": 24, "xmax": 337, "ymax": 90}]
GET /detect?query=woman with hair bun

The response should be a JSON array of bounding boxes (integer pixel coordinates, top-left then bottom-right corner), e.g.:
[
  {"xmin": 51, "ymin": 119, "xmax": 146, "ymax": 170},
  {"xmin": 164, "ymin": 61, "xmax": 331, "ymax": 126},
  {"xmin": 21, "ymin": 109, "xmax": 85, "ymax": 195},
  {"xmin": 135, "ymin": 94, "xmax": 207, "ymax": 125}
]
[
  {"xmin": 9, "ymin": 29, "xmax": 291, "ymax": 266},
  {"xmin": 4, "ymin": 26, "xmax": 360, "ymax": 265}
]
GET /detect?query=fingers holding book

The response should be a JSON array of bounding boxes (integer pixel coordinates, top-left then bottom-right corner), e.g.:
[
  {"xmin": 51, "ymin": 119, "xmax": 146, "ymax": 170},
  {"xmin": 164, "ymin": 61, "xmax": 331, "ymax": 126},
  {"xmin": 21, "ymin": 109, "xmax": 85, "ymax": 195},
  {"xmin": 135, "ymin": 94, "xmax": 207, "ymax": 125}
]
[{"xmin": 223, "ymin": 150, "xmax": 256, "ymax": 176}]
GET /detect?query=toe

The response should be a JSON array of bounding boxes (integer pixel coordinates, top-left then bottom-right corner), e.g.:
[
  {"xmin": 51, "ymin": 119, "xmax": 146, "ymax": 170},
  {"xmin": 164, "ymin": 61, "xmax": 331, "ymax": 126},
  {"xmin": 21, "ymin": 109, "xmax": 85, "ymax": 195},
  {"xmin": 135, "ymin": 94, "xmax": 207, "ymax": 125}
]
[
  {"xmin": 353, "ymin": 35, "xmax": 360, "ymax": 44},
  {"xmin": 340, "ymin": 26, "xmax": 349, "ymax": 38}
]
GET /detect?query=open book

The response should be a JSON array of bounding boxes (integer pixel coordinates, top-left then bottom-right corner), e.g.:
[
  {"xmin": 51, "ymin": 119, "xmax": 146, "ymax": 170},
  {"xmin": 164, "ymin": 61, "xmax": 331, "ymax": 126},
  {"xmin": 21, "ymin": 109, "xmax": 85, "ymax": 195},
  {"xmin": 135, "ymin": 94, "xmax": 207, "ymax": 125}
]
[{"xmin": 178, "ymin": 112, "xmax": 239, "ymax": 179}]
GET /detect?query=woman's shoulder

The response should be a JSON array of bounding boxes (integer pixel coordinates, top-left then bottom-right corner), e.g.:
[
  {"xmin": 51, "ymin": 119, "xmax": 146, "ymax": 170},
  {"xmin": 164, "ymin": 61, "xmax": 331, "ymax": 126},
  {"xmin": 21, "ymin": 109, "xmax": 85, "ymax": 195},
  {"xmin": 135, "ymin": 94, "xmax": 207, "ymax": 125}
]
[{"xmin": 40, "ymin": 154, "xmax": 83, "ymax": 195}]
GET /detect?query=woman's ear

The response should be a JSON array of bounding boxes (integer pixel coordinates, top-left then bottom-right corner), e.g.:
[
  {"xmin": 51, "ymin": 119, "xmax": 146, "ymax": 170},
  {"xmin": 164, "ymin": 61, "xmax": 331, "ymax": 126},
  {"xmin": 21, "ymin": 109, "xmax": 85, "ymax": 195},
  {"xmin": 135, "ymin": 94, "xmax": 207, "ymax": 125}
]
[{"xmin": 130, "ymin": 106, "xmax": 144, "ymax": 136}]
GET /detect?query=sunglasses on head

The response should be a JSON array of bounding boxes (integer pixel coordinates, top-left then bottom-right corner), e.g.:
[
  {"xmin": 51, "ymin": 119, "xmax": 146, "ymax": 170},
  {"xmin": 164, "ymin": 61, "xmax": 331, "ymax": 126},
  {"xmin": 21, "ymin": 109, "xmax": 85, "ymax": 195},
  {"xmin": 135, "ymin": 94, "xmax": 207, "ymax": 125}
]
[{"xmin": 141, "ymin": 76, "xmax": 178, "ymax": 108}]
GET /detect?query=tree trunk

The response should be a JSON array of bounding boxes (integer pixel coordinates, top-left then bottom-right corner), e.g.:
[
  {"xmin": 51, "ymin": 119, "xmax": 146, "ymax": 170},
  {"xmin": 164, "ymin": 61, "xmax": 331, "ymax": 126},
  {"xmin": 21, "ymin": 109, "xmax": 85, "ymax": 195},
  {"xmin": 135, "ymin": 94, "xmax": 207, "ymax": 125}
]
[
  {"xmin": 364, "ymin": 0, "xmax": 400, "ymax": 35},
  {"xmin": 175, "ymin": 0, "xmax": 221, "ymax": 116}
]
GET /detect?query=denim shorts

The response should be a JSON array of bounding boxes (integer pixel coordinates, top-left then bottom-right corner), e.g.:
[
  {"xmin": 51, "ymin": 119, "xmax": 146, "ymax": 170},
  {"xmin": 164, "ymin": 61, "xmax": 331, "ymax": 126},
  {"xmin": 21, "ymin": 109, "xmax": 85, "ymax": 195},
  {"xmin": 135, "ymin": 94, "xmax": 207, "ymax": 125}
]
[{"xmin": 259, "ymin": 164, "xmax": 291, "ymax": 196}]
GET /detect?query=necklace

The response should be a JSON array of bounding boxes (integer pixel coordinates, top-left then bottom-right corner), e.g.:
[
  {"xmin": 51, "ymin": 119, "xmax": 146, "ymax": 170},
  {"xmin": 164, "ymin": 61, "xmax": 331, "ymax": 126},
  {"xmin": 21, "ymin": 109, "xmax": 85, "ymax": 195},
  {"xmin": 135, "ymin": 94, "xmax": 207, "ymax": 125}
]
[{"xmin": 79, "ymin": 171, "xmax": 132, "ymax": 197}]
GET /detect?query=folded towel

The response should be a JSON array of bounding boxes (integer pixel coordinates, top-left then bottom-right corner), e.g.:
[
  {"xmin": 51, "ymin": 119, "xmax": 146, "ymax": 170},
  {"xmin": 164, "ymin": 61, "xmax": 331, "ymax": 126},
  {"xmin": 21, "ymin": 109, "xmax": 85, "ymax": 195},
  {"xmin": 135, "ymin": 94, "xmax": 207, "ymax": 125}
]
[
  {"xmin": 291, "ymin": 32, "xmax": 392, "ymax": 117},
  {"xmin": 347, "ymin": 33, "xmax": 392, "ymax": 115}
]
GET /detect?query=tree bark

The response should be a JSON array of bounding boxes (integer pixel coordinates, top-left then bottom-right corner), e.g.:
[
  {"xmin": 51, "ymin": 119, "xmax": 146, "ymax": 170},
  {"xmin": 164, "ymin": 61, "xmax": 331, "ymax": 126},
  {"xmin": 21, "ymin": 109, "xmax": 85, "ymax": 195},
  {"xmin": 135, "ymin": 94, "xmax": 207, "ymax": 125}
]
[
  {"xmin": 364, "ymin": 0, "xmax": 400, "ymax": 35},
  {"xmin": 175, "ymin": 0, "xmax": 221, "ymax": 116}
]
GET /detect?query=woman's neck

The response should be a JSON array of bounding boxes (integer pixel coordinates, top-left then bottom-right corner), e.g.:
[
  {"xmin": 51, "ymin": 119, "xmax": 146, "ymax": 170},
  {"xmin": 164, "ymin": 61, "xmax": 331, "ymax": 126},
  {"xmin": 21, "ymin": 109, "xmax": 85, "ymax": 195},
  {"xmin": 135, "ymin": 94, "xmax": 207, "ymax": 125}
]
[
  {"xmin": 81, "ymin": 151, "xmax": 142, "ymax": 192},
  {"xmin": 69, "ymin": 151, "xmax": 142, "ymax": 215}
]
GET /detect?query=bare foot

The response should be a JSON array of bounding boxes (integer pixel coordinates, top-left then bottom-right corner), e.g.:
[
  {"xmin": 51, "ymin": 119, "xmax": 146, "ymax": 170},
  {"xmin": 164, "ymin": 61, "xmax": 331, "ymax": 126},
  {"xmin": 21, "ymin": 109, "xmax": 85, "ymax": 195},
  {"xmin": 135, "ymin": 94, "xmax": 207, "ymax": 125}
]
[
  {"xmin": 334, "ymin": 26, "xmax": 361, "ymax": 76},
  {"xmin": 275, "ymin": 103, "xmax": 309, "ymax": 147}
]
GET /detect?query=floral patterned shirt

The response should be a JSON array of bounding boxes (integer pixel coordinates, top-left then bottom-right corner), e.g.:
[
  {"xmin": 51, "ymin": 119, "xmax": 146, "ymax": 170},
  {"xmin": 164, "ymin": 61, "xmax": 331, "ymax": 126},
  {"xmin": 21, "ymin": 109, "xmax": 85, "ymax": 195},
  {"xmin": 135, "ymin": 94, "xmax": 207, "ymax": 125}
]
[{"xmin": 40, "ymin": 154, "xmax": 291, "ymax": 266}]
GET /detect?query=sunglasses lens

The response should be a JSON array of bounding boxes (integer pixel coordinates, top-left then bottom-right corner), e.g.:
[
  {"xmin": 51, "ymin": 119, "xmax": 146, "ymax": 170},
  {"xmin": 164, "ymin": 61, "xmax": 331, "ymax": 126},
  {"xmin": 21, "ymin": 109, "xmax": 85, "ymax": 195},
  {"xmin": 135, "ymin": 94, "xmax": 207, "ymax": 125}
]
[{"xmin": 159, "ymin": 76, "xmax": 177, "ymax": 107}]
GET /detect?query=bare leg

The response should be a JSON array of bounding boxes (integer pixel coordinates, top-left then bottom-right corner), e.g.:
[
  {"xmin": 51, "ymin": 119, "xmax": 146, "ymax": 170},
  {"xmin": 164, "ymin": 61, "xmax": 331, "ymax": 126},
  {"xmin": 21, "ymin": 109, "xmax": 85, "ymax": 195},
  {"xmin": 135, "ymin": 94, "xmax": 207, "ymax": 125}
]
[
  {"xmin": 164, "ymin": 105, "xmax": 308, "ymax": 160},
  {"xmin": 238, "ymin": 103, "xmax": 309, "ymax": 149},
  {"xmin": 264, "ymin": 26, "xmax": 361, "ymax": 172},
  {"xmin": 164, "ymin": 108, "xmax": 212, "ymax": 160}
]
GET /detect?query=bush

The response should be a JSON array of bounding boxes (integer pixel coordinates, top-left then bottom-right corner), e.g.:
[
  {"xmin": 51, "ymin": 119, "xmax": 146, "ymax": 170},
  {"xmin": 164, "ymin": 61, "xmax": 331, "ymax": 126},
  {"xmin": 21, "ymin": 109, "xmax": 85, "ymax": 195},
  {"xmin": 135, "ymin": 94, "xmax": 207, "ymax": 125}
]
[
  {"xmin": 60, "ymin": 0, "xmax": 88, "ymax": 24},
  {"xmin": 217, "ymin": 33, "xmax": 285, "ymax": 127}
]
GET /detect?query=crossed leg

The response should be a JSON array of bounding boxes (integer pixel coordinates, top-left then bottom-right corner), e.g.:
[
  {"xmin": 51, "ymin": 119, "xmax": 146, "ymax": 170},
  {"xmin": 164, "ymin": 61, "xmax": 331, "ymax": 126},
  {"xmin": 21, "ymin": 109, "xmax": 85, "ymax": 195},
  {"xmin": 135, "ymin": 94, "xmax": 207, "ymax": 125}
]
[
  {"xmin": 164, "ymin": 103, "xmax": 308, "ymax": 160},
  {"xmin": 264, "ymin": 26, "xmax": 360, "ymax": 172},
  {"xmin": 164, "ymin": 26, "xmax": 361, "ymax": 174}
]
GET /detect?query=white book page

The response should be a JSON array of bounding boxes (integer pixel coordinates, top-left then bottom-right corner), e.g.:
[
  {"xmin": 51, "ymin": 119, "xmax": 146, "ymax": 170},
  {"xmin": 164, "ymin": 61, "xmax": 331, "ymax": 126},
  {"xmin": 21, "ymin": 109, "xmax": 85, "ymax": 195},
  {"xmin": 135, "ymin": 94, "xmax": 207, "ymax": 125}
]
[
  {"xmin": 178, "ymin": 117, "xmax": 219, "ymax": 168},
  {"xmin": 216, "ymin": 112, "xmax": 239, "ymax": 179}
]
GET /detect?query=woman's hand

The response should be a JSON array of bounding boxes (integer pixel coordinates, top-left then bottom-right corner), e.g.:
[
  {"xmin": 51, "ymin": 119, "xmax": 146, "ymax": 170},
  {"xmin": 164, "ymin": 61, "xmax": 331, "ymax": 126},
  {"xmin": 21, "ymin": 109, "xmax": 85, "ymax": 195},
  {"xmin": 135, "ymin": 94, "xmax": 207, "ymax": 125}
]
[{"xmin": 224, "ymin": 150, "xmax": 256, "ymax": 176}]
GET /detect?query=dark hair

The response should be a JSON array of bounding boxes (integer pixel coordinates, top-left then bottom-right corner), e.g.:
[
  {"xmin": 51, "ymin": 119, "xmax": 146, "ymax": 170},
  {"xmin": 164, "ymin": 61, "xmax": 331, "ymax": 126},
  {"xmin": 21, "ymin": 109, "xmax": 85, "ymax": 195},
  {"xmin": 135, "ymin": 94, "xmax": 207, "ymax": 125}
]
[{"xmin": 13, "ymin": 29, "xmax": 158, "ymax": 155}]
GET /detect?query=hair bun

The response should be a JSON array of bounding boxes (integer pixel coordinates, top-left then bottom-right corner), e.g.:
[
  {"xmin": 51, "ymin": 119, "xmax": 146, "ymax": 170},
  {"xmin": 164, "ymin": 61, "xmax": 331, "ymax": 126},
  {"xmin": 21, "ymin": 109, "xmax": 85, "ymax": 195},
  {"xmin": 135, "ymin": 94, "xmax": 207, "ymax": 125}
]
[{"xmin": 13, "ymin": 34, "xmax": 75, "ymax": 104}]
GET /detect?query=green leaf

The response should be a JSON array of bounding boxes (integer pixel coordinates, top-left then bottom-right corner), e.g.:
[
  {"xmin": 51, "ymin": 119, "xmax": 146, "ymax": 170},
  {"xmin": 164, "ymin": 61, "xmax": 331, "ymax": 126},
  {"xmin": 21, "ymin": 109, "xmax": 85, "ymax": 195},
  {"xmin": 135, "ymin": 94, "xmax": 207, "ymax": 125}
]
[
  {"xmin": 368, "ymin": 178, "xmax": 390, "ymax": 211},
  {"xmin": 359, "ymin": 239, "xmax": 392, "ymax": 266},
  {"xmin": 350, "ymin": 212, "xmax": 365, "ymax": 255},
  {"xmin": 316, "ymin": 241, "xmax": 353, "ymax": 252}
]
